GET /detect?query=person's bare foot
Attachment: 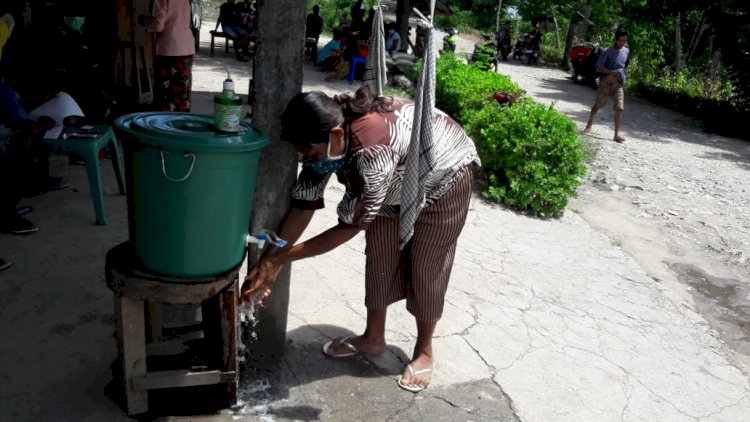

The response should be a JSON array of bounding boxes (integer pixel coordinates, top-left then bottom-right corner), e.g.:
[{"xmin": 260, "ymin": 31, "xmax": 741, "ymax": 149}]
[
  {"xmin": 583, "ymin": 125, "xmax": 593, "ymax": 134},
  {"xmin": 614, "ymin": 135, "xmax": 625, "ymax": 143},
  {"xmin": 323, "ymin": 334, "xmax": 386, "ymax": 357},
  {"xmin": 399, "ymin": 353, "xmax": 433, "ymax": 391}
]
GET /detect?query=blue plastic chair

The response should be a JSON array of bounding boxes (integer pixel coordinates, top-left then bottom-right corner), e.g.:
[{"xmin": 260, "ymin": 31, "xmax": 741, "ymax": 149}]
[
  {"xmin": 347, "ymin": 57, "xmax": 367, "ymax": 84},
  {"xmin": 44, "ymin": 125, "xmax": 127, "ymax": 225}
]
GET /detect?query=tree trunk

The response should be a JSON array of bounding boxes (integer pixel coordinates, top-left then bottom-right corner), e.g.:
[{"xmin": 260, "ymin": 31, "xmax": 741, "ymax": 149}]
[
  {"xmin": 397, "ymin": 0, "xmax": 410, "ymax": 53},
  {"xmin": 560, "ymin": 3, "xmax": 578, "ymax": 70},
  {"xmin": 581, "ymin": 5, "xmax": 591, "ymax": 43},
  {"xmin": 675, "ymin": 10, "xmax": 683, "ymax": 72},
  {"xmin": 495, "ymin": 0, "xmax": 504, "ymax": 34},
  {"xmin": 553, "ymin": 16, "xmax": 560, "ymax": 47},
  {"xmin": 686, "ymin": 13, "xmax": 707, "ymax": 63},
  {"xmin": 249, "ymin": 0, "xmax": 305, "ymax": 361},
  {"xmin": 709, "ymin": 47, "xmax": 721, "ymax": 82}
]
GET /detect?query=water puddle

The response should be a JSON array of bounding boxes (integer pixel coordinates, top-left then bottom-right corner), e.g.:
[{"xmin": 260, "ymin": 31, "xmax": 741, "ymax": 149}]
[{"xmin": 670, "ymin": 263, "xmax": 750, "ymax": 356}]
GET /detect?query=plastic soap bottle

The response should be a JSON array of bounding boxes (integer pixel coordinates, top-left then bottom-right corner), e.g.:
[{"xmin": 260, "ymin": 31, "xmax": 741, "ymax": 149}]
[{"xmin": 214, "ymin": 71, "xmax": 242, "ymax": 132}]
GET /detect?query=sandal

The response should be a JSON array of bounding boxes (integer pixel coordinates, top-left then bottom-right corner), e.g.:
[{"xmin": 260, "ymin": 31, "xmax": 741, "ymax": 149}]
[
  {"xmin": 397, "ymin": 364, "xmax": 433, "ymax": 393},
  {"xmin": 322, "ymin": 336, "xmax": 360, "ymax": 358},
  {"xmin": 0, "ymin": 215, "xmax": 39, "ymax": 235},
  {"xmin": 0, "ymin": 258, "xmax": 12, "ymax": 271}
]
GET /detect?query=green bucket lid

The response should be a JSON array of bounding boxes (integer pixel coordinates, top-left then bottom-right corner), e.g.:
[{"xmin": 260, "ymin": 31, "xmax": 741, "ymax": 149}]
[{"xmin": 114, "ymin": 112, "xmax": 268, "ymax": 152}]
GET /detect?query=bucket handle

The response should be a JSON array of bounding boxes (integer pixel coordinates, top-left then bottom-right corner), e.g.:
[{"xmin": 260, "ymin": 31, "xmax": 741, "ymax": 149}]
[{"xmin": 160, "ymin": 151, "xmax": 196, "ymax": 182}]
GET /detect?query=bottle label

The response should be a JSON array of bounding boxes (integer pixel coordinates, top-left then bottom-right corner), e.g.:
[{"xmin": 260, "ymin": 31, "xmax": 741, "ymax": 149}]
[{"xmin": 214, "ymin": 102, "xmax": 242, "ymax": 132}]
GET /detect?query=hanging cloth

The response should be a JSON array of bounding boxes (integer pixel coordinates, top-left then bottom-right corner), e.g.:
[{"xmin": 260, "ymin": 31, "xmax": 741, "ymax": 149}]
[
  {"xmin": 399, "ymin": 3, "xmax": 437, "ymax": 249},
  {"xmin": 363, "ymin": 2, "xmax": 388, "ymax": 96}
]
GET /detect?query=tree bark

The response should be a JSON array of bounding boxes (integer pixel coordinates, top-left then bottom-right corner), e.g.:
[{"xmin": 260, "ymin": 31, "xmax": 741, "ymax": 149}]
[
  {"xmin": 249, "ymin": 0, "xmax": 305, "ymax": 362},
  {"xmin": 686, "ymin": 13, "xmax": 707, "ymax": 63},
  {"xmin": 581, "ymin": 5, "xmax": 591, "ymax": 43},
  {"xmin": 560, "ymin": 3, "xmax": 579, "ymax": 70},
  {"xmin": 675, "ymin": 10, "xmax": 683, "ymax": 72},
  {"xmin": 397, "ymin": 0, "xmax": 410, "ymax": 52}
]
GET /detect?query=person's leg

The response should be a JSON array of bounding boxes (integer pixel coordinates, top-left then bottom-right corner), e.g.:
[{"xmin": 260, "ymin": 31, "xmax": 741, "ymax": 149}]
[
  {"xmin": 152, "ymin": 56, "xmax": 171, "ymax": 111},
  {"xmin": 0, "ymin": 132, "xmax": 38, "ymax": 234},
  {"xmin": 613, "ymin": 85, "xmax": 625, "ymax": 142},
  {"xmin": 401, "ymin": 166, "xmax": 473, "ymax": 390},
  {"xmin": 585, "ymin": 78, "xmax": 611, "ymax": 133},
  {"xmin": 168, "ymin": 56, "xmax": 193, "ymax": 112},
  {"xmin": 324, "ymin": 215, "xmax": 404, "ymax": 356}
]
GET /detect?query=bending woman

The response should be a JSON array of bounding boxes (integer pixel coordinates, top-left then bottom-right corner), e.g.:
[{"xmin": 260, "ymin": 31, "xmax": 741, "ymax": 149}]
[{"xmin": 242, "ymin": 86, "xmax": 480, "ymax": 393}]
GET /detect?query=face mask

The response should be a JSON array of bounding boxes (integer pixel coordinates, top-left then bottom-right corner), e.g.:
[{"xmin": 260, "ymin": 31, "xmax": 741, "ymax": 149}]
[
  {"xmin": 63, "ymin": 16, "xmax": 85, "ymax": 31},
  {"xmin": 310, "ymin": 131, "xmax": 346, "ymax": 174}
]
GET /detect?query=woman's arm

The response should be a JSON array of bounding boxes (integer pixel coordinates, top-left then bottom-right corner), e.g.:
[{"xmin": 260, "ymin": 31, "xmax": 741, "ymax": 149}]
[
  {"xmin": 148, "ymin": 0, "xmax": 168, "ymax": 32},
  {"xmin": 242, "ymin": 219, "xmax": 360, "ymax": 299}
]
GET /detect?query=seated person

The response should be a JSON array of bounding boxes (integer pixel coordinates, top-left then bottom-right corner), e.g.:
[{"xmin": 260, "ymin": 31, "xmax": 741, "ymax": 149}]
[
  {"xmin": 386, "ymin": 22, "xmax": 401, "ymax": 55},
  {"xmin": 0, "ymin": 80, "xmax": 55, "ymax": 235},
  {"xmin": 215, "ymin": 0, "xmax": 251, "ymax": 61},
  {"xmin": 317, "ymin": 29, "xmax": 345, "ymax": 72}
]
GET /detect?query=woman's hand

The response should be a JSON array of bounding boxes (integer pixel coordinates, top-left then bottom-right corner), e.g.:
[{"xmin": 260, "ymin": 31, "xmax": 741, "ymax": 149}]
[{"xmin": 241, "ymin": 255, "xmax": 285, "ymax": 303}]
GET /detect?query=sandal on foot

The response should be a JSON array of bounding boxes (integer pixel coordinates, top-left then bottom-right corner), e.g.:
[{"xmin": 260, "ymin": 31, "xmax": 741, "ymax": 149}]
[
  {"xmin": 614, "ymin": 136, "xmax": 626, "ymax": 143},
  {"xmin": 0, "ymin": 258, "xmax": 12, "ymax": 271},
  {"xmin": 322, "ymin": 336, "xmax": 360, "ymax": 358},
  {"xmin": 0, "ymin": 215, "xmax": 38, "ymax": 235},
  {"xmin": 398, "ymin": 364, "xmax": 433, "ymax": 393}
]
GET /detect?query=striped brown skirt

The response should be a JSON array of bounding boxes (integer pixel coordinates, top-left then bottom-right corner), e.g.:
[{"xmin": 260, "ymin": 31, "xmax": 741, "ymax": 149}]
[{"xmin": 364, "ymin": 165, "xmax": 473, "ymax": 323}]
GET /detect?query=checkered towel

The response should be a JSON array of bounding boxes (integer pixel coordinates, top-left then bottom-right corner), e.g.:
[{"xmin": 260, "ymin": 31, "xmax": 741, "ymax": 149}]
[
  {"xmin": 363, "ymin": 4, "xmax": 388, "ymax": 96},
  {"xmin": 399, "ymin": 22, "xmax": 436, "ymax": 249}
]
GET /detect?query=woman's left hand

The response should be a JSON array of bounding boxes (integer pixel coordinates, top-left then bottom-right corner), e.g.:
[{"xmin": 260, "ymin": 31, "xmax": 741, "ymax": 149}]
[{"xmin": 241, "ymin": 255, "xmax": 284, "ymax": 303}]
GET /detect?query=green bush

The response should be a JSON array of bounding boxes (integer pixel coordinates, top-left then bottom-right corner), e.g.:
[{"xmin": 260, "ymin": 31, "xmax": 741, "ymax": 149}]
[
  {"xmin": 435, "ymin": 54, "xmax": 587, "ymax": 218},
  {"xmin": 435, "ymin": 53, "xmax": 523, "ymax": 121}
]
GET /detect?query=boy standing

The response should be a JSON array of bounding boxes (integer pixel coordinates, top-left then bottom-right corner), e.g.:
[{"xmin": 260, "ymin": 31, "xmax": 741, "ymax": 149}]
[{"xmin": 584, "ymin": 29, "xmax": 629, "ymax": 143}]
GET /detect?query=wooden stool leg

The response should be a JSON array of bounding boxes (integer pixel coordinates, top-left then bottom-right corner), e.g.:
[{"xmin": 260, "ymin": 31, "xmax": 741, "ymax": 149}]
[
  {"xmin": 220, "ymin": 278, "xmax": 239, "ymax": 404},
  {"xmin": 119, "ymin": 296, "xmax": 148, "ymax": 415},
  {"xmin": 146, "ymin": 301, "xmax": 163, "ymax": 343}
]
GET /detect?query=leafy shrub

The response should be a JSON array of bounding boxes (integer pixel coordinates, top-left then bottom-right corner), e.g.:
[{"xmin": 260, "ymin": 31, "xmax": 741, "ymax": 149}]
[
  {"xmin": 436, "ymin": 54, "xmax": 587, "ymax": 217},
  {"xmin": 435, "ymin": 53, "xmax": 523, "ymax": 121},
  {"xmin": 469, "ymin": 45, "xmax": 498, "ymax": 71}
]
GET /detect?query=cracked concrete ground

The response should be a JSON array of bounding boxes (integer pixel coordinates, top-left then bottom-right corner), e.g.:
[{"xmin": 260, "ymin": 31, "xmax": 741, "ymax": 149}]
[{"xmin": 2, "ymin": 24, "xmax": 750, "ymax": 421}]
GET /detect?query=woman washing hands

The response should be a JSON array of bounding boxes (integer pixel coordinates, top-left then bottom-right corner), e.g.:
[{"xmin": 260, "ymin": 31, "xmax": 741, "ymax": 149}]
[{"xmin": 241, "ymin": 86, "xmax": 480, "ymax": 393}]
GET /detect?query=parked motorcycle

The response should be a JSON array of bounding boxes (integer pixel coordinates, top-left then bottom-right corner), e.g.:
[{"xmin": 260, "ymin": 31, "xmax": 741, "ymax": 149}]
[
  {"xmin": 570, "ymin": 44, "xmax": 602, "ymax": 88},
  {"xmin": 442, "ymin": 27, "xmax": 458, "ymax": 53},
  {"xmin": 512, "ymin": 32, "xmax": 541, "ymax": 65}
]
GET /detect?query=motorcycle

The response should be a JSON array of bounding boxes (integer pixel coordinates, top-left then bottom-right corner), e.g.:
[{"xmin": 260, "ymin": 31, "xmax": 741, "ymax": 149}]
[
  {"xmin": 570, "ymin": 44, "xmax": 602, "ymax": 88},
  {"xmin": 442, "ymin": 27, "xmax": 458, "ymax": 53},
  {"xmin": 512, "ymin": 32, "xmax": 541, "ymax": 65}
]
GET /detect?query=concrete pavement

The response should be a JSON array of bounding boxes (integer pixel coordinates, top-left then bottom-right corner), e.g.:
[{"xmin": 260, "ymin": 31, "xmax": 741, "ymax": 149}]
[{"xmin": 1, "ymin": 24, "xmax": 749, "ymax": 422}]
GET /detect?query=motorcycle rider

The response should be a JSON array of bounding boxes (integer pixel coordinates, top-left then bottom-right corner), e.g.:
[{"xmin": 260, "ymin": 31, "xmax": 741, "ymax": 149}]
[
  {"xmin": 495, "ymin": 21, "xmax": 512, "ymax": 61},
  {"xmin": 443, "ymin": 27, "xmax": 458, "ymax": 53}
]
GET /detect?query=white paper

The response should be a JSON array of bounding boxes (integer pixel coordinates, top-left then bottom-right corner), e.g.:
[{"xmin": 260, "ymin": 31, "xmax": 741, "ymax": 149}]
[{"xmin": 28, "ymin": 92, "xmax": 85, "ymax": 139}]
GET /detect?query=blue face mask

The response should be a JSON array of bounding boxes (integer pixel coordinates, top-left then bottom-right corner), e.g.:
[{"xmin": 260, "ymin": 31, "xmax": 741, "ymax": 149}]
[{"xmin": 310, "ymin": 132, "xmax": 346, "ymax": 174}]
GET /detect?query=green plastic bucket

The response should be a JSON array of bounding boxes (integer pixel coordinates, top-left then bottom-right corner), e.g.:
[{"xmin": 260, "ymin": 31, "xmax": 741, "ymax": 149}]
[{"xmin": 114, "ymin": 112, "xmax": 268, "ymax": 278}]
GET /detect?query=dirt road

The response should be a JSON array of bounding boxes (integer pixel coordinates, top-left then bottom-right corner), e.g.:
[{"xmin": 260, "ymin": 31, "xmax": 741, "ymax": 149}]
[{"xmin": 485, "ymin": 57, "xmax": 750, "ymax": 370}]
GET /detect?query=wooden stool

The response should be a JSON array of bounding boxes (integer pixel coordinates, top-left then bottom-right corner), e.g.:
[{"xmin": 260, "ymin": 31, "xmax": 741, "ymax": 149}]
[{"xmin": 105, "ymin": 242, "xmax": 240, "ymax": 416}]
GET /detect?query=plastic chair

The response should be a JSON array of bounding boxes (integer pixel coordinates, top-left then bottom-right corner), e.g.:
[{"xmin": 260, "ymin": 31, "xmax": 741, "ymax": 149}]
[
  {"xmin": 347, "ymin": 57, "xmax": 367, "ymax": 84},
  {"xmin": 44, "ymin": 125, "xmax": 127, "ymax": 225}
]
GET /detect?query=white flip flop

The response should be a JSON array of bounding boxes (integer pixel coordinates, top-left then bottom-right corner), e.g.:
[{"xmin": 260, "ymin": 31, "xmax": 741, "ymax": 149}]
[
  {"xmin": 397, "ymin": 364, "xmax": 433, "ymax": 393},
  {"xmin": 322, "ymin": 336, "xmax": 360, "ymax": 358}
]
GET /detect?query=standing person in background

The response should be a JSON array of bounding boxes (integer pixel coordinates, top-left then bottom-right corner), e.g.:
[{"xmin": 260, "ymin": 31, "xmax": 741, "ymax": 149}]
[
  {"xmin": 584, "ymin": 29, "xmax": 629, "ymax": 143},
  {"xmin": 350, "ymin": 0, "xmax": 365, "ymax": 32},
  {"xmin": 306, "ymin": 5, "xmax": 324, "ymax": 43},
  {"xmin": 143, "ymin": 0, "xmax": 196, "ymax": 111}
]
